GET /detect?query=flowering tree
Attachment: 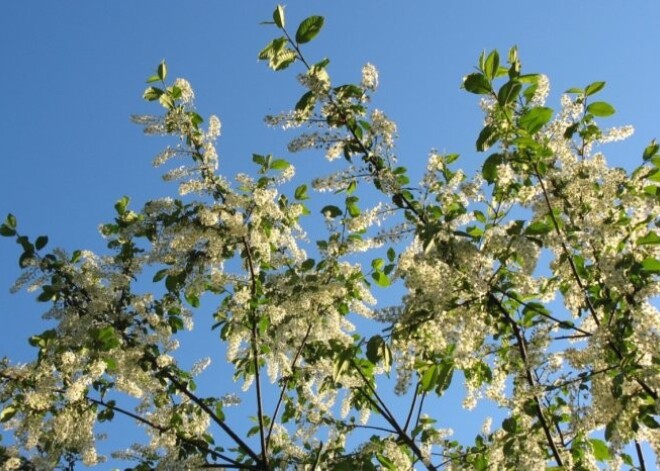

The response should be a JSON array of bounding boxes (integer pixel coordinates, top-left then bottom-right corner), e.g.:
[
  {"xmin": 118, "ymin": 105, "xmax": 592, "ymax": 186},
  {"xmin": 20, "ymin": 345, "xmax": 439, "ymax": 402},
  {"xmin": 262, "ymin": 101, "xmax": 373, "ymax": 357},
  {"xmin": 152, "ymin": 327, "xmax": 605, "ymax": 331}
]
[{"xmin": 1, "ymin": 6, "xmax": 659, "ymax": 470}]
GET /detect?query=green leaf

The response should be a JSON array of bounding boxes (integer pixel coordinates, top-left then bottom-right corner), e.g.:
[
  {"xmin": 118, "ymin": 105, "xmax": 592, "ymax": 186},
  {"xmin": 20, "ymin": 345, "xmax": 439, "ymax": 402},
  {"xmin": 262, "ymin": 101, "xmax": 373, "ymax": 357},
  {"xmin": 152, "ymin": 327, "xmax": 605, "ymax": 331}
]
[
  {"xmin": 476, "ymin": 125, "xmax": 497, "ymax": 152},
  {"xmin": 589, "ymin": 439, "xmax": 611, "ymax": 461},
  {"xmin": 586, "ymin": 101, "xmax": 615, "ymax": 117},
  {"xmin": 252, "ymin": 153, "xmax": 266, "ymax": 166},
  {"xmin": 483, "ymin": 50, "xmax": 499, "ymax": 80},
  {"xmin": 371, "ymin": 258, "xmax": 384, "ymax": 271},
  {"xmin": 114, "ymin": 196, "xmax": 130, "ymax": 215},
  {"xmin": 376, "ymin": 454, "xmax": 396, "ymax": 470},
  {"xmin": 301, "ymin": 258, "xmax": 315, "ymax": 271},
  {"xmin": 584, "ymin": 81, "xmax": 606, "ymax": 96},
  {"xmin": 270, "ymin": 159, "xmax": 290, "ymax": 170},
  {"xmin": 371, "ymin": 271, "xmax": 390, "ymax": 287},
  {"xmin": 564, "ymin": 122, "xmax": 579, "ymax": 139},
  {"xmin": 0, "ymin": 405, "xmax": 17, "ymax": 423},
  {"xmin": 143, "ymin": 86, "xmax": 164, "ymax": 101},
  {"xmin": 366, "ymin": 335, "xmax": 385, "ymax": 364},
  {"xmin": 294, "ymin": 184, "xmax": 309, "ymax": 200},
  {"xmin": 295, "ymin": 91, "xmax": 316, "ymax": 113},
  {"xmin": 641, "ymin": 414, "xmax": 659, "ymax": 429},
  {"xmin": 296, "ymin": 16, "xmax": 324, "ymax": 44},
  {"xmin": 481, "ymin": 153, "xmax": 504, "ymax": 183},
  {"xmin": 153, "ymin": 269, "xmax": 168, "ymax": 282},
  {"xmin": 159, "ymin": 93, "xmax": 175, "ymax": 109},
  {"xmin": 273, "ymin": 48, "xmax": 297, "ymax": 71},
  {"xmin": 387, "ymin": 247, "xmax": 396, "ymax": 262},
  {"xmin": 0, "ymin": 224, "xmax": 15, "ymax": 237},
  {"xmin": 185, "ymin": 291, "xmax": 200, "ymax": 308},
  {"xmin": 321, "ymin": 205, "xmax": 342, "ymax": 218},
  {"xmin": 435, "ymin": 362, "xmax": 454, "ymax": 394},
  {"xmin": 502, "ymin": 417, "xmax": 517, "ymax": 434},
  {"xmin": 165, "ymin": 272, "xmax": 184, "ymax": 292},
  {"xmin": 96, "ymin": 326, "xmax": 120, "ymax": 350},
  {"xmin": 273, "ymin": 5, "xmax": 285, "ymax": 28},
  {"xmin": 525, "ymin": 221, "xmax": 552, "ymax": 235},
  {"xmin": 640, "ymin": 257, "xmax": 660, "ymax": 273},
  {"xmin": 519, "ymin": 107, "xmax": 553, "ymax": 134},
  {"xmin": 347, "ymin": 202, "xmax": 360, "ymax": 218},
  {"xmin": 643, "ymin": 139, "xmax": 658, "ymax": 161},
  {"xmin": 420, "ymin": 365, "xmax": 438, "ymax": 392},
  {"xmin": 35, "ymin": 235, "xmax": 48, "ymax": 251},
  {"xmin": 6, "ymin": 214, "xmax": 17, "ymax": 229},
  {"xmin": 466, "ymin": 226, "xmax": 484, "ymax": 238},
  {"xmin": 637, "ymin": 232, "xmax": 660, "ymax": 245},
  {"xmin": 157, "ymin": 60, "xmax": 167, "ymax": 81},
  {"xmin": 497, "ymin": 80, "xmax": 522, "ymax": 106},
  {"xmin": 463, "ymin": 73, "xmax": 492, "ymax": 95}
]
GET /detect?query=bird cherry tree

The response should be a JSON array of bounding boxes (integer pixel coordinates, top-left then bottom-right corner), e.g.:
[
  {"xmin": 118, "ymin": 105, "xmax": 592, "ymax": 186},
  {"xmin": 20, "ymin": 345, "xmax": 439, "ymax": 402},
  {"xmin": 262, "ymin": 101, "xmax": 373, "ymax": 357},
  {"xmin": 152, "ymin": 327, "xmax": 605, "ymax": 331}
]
[{"xmin": 1, "ymin": 5, "xmax": 658, "ymax": 470}]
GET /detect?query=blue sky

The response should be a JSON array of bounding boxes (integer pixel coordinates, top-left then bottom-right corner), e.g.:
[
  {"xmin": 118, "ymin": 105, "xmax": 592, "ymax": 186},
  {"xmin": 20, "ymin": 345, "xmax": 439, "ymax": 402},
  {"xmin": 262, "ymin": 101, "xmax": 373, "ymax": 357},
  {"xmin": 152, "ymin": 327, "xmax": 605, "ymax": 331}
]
[{"xmin": 1, "ymin": 1, "xmax": 659, "ymax": 467}]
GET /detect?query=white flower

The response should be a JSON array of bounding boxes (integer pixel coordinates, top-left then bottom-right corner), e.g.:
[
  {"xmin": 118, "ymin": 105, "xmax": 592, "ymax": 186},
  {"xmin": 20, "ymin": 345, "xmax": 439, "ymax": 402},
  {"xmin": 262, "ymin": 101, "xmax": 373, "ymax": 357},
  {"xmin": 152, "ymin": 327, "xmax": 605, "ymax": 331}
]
[
  {"xmin": 530, "ymin": 74, "xmax": 550, "ymax": 106},
  {"xmin": 361, "ymin": 63, "xmax": 379, "ymax": 91},
  {"xmin": 174, "ymin": 78, "xmax": 195, "ymax": 104},
  {"xmin": 155, "ymin": 354, "xmax": 174, "ymax": 369},
  {"xmin": 192, "ymin": 357, "xmax": 211, "ymax": 376},
  {"xmin": 326, "ymin": 141, "xmax": 344, "ymax": 161}
]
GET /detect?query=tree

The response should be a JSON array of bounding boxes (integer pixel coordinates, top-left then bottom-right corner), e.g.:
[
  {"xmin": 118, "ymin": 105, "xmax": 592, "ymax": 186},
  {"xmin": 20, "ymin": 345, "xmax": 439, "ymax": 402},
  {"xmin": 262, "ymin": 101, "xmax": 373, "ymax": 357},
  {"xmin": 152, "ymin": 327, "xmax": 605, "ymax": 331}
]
[{"xmin": 1, "ymin": 5, "xmax": 658, "ymax": 470}]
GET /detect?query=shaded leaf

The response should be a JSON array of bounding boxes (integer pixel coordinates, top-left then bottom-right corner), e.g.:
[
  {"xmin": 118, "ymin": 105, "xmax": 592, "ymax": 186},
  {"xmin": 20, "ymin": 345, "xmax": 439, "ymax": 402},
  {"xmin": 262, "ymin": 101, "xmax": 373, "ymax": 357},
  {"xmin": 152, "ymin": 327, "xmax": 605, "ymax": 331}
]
[
  {"xmin": 463, "ymin": 73, "xmax": 492, "ymax": 95},
  {"xmin": 296, "ymin": 16, "xmax": 324, "ymax": 44}
]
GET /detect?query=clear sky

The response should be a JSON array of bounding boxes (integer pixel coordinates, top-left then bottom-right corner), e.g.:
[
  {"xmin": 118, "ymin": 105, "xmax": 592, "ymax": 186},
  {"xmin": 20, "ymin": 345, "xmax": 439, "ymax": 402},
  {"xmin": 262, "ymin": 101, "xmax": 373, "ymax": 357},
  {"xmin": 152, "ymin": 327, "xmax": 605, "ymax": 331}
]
[{"xmin": 1, "ymin": 1, "xmax": 659, "ymax": 467}]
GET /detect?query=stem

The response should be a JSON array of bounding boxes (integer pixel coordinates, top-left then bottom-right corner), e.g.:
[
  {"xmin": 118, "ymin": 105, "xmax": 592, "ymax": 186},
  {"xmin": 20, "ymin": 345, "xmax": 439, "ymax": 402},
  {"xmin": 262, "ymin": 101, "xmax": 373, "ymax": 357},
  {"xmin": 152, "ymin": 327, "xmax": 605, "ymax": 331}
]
[
  {"xmin": 242, "ymin": 236, "xmax": 269, "ymax": 468},
  {"xmin": 84, "ymin": 396, "xmax": 253, "ymax": 469},
  {"xmin": 403, "ymin": 382, "xmax": 421, "ymax": 433},
  {"xmin": 635, "ymin": 440, "xmax": 647, "ymax": 471},
  {"xmin": 282, "ymin": 26, "xmax": 428, "ymax": 226},
  {"xmin": 489, "ymin": 294, "xmax": 564, "ymax": 467},
  {"xmin": 352, "ymin": 361, "xmax": 438, "ymax": 471},
  {"xmin": 163, "ymin": 370, "xmax": 264, "ymax": 467},
  {"xmin": 497, "ymin": 289, "xmax": 592, "ymax": 337},
  {"xmin": 266, "ymin": 323, "xmax": 313, "ymax": 447},
  {"xmin": 534, "ymin": 165, "xmax": 658, "ymax": 401},
  {"xmin": 533, "ymin": 164, "xmax": 600, "ymax": 328}
]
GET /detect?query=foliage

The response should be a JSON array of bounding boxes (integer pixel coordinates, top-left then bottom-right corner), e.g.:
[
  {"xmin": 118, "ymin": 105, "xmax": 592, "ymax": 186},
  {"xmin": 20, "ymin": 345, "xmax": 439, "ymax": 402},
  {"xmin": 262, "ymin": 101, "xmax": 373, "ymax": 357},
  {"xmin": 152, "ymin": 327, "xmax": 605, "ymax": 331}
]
[{"xmin": 1, "ymin": 5, "xmax": 659, "ymax": 470}]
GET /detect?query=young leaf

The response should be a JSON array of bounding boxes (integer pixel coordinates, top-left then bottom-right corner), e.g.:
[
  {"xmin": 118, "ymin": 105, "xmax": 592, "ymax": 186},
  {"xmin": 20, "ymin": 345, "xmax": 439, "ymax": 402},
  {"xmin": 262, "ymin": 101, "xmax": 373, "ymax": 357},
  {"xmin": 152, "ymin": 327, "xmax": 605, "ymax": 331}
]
[
  {"xmin": 371, "ymin": 271, "xmax": 390, "ymax": 287},
  {"xmin": 637, "ymin": 232, "xmax": 660, "ymax": 245},
  {"xmin": 294, "ymin": 184, "xmax": 309, "ymax": 200},
  {"xmin": 270, "ymin": 159, "xmax": 290, "ymax": 170},
  {"xmin": 143, "ymin": 87, "xmax": 164, "ymax": 101},
  {"xmin": 589, "ymin": 439, "xmax": 611, "ymax": 461},
  {"xmin": 642, "ymin": 139, "xmax": 658, "ymax": 161},
  {"xmin": 584, "ymin": 81, "xmax": 605, "ymax": 96},
  {"xmin": 586, "ymin": 101, "xmax": 615, "ymax": 117},
  {"xmin": 273, "ymin": 5, "xmax": 285, "ymax": 28},
  {"xmin": 296, "ymin": 16, "xmax": 324, "ymax": 44},
  {"xmin": 640, "ymin": 257, "xmax": 660, "ymax": 273},
  {"xmin": 483, "ymin": 50, "xmax": 499, "ymax": 81},
  {"xmin": 157, "ymin": 60, "xmax": 167, "ymax": 81}
]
